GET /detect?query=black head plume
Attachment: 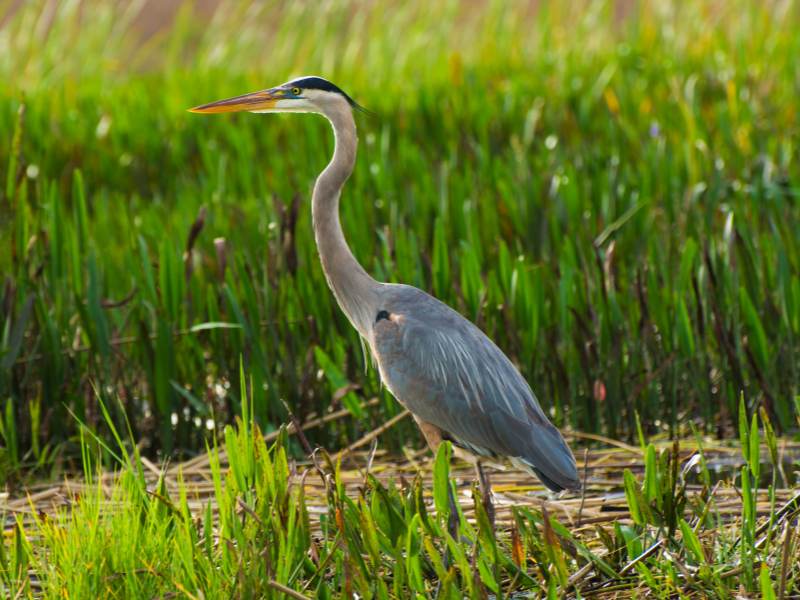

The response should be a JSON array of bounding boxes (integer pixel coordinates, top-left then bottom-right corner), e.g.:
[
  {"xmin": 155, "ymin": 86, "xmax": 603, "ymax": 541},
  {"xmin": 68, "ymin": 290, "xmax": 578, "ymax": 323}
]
[{"xmin": 288, "ymin": 76, "xmax": 374, "ymax": 116}]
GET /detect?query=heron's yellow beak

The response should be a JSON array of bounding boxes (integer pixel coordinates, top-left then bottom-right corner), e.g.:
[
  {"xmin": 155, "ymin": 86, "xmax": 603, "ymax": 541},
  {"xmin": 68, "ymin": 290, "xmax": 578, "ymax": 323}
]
[{"xmin": 188, "ymin": 88, "xmax": 281, "ymax": 114}]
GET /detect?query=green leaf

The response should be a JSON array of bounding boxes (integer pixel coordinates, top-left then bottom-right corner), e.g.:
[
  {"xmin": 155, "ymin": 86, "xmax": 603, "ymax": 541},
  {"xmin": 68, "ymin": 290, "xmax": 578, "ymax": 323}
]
[
  {"xmin": 432, "ymin": 216, "xmax": 451, "ymax": 298},
  {"xmin": 643, "ymin": 444, "xmax": 658, "ymax": 504},
  {"xmin": 677, "ymin": 238, "xmax": 698, "ymax": 294},
  {"xmin": 749, "ymin": 411, "xmax": 760, "ymax": 482},
  {"xmin": 759, "ymin": 563, "xmax": 776, "ymax": 600},
  {"xmin": 477, "ymin": 554, "xmax": 499, "ymax": 594},
  {"xmin": 189, "ymin": 321, "xmax": 243, "ymax": 332},
  {"xmin": 739, "ymin": 395, "xmax": 750, "ymax": 464},
  {"xmin": 678, "ymin": 519, "xmax": 705, "ymax": 564},
  {"xmin": 787, "ymin": 276, "xmax": 800, "ymax": 334},
  {"xmin": 739, "ymin": 285, "xmax": 768, "ymax": 373},
  {"xmin": 405, "ymin": 514, "xmax": 424, "ymax": 592},
  {"xmin": 1, "ymin": 295, "xmax": 33, "ymax": 370},
  {"xmin": 432, "ymin": 441, "xmax": 453, "ymax": 524},
  {"xmin": 170, "ymin": 380, "xmax": 209, "ymax": 416},
  {"xmin": 675, "ymin": 297, "xmax": 695, "ymax": 356},
  {"xmin": 6, "ymin": 102, "xmax": 24, "ymax": 202},
  {"xmin": 313, "ymin": 346, "xmax": 364, "ymax": 418},
  {"xmin": 623, "ymin": 469, "xmax": 649, "ymax": 526}
]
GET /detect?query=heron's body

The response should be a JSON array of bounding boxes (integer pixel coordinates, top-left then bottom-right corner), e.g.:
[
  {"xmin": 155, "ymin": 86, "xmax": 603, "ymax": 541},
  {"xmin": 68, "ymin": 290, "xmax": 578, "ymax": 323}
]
[
  {"xmin": 372, "ymin": 284, "xmax": 579, "ymax": 490},
  {"xmin": 191, "ymin": 76, "xmax": 580, "ymax": 492}
]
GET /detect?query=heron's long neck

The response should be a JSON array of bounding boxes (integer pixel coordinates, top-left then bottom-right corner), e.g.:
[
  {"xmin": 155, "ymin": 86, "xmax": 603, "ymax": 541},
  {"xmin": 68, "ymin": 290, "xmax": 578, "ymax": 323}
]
[{"xmin": 312, "ymin": 104, "xmax": 381, "ymax": 338}]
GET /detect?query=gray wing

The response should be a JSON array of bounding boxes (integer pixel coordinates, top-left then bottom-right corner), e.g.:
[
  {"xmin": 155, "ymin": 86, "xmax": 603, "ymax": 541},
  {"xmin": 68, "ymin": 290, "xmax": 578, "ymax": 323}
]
[{"xmin": 373, "ymin": 285, "xmax": 579, "ymax": 491}]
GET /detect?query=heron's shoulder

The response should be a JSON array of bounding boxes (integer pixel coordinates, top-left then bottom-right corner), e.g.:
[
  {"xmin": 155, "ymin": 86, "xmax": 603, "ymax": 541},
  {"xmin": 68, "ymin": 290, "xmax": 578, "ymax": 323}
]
[
  {"xmin": 380, "ymin": 283, "xmax": 436, "ymax": 304},
  {"xmin": 373, "ymin": 284, "xmax": 551, "ymax": 428},
  {"xmin": 380, "ymin": 284, "xmax": 472, "ymax": 326},
  {"xmin": 376, "ymin": 283, "xmax": 515, "ymax": 375}
]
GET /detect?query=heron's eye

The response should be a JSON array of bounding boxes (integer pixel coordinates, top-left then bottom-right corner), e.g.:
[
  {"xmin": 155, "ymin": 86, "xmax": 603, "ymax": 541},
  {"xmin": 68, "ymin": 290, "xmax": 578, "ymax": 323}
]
[
  {"xmin": 291, "ymin": 87, "xmax": 301, "ymax": 96},
  {"xmin": 375, "ymin": 310, "xmax": 390, "ymax": 323}
]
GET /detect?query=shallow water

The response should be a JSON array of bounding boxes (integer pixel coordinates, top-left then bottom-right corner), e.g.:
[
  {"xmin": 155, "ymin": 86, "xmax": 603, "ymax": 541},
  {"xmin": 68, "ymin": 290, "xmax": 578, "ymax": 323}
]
[{"xmin": 695, "ymin": 451, "xmax": 799, "ymax": 488}]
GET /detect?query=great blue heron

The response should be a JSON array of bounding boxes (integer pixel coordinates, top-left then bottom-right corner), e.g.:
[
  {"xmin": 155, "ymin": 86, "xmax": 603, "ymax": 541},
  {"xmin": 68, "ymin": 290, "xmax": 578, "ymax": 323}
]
[{"xmin": 190, "ymin": 76, "xmax": 580, "ymax": 493}]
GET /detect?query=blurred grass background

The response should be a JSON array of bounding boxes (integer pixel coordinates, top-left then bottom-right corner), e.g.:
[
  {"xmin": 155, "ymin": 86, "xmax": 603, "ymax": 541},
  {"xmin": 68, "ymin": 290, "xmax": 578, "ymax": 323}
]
[{"xmin": 1, "ymin": 0, "xmax": 799, "ymax": 479}]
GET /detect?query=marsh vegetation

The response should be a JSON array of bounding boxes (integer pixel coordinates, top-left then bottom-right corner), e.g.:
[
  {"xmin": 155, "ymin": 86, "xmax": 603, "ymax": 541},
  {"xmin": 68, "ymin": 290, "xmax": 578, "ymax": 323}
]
[{"xmin": 1, "ymin": 0, "xmax": 799, "ymax": 597}]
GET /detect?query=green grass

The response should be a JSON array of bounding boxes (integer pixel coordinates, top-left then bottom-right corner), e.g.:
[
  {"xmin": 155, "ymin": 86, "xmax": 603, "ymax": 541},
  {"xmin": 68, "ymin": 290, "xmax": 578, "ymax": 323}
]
[
  {"xmin": 1, "ymin": 0, "xmax": 800, "ymax": 476},
  {"xmin": 2, "ymin": 388, "xmax": 798, "ymax": 598},
  {"xmin": 3, "ymin": 4, "xmax": 800, "ymax": 595}
]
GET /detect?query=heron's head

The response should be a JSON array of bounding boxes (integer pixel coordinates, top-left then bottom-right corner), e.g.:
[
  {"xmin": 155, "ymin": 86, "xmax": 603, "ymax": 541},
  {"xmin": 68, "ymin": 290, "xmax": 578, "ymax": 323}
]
[{"xmin": 189, "ymin": 76, "xmax": 364, "ymax": 116}]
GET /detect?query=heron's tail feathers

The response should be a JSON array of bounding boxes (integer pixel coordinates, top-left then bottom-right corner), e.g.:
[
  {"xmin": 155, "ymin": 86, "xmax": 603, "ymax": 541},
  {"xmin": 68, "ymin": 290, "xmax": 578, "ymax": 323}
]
[
  {"xmin": 512, "ymin": 455, "xmax": 580, "ymax": 492},
  {"xmin": 510, "ymin": 428, "xmax": 581, "ymax": 492}
]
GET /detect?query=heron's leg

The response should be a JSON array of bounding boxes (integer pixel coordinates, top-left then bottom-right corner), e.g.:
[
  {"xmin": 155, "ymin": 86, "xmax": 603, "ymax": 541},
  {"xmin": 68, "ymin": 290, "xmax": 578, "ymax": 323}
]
[{"xmin": 475, "ymin": 461, "xmax": 495, "ymax": 528}]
